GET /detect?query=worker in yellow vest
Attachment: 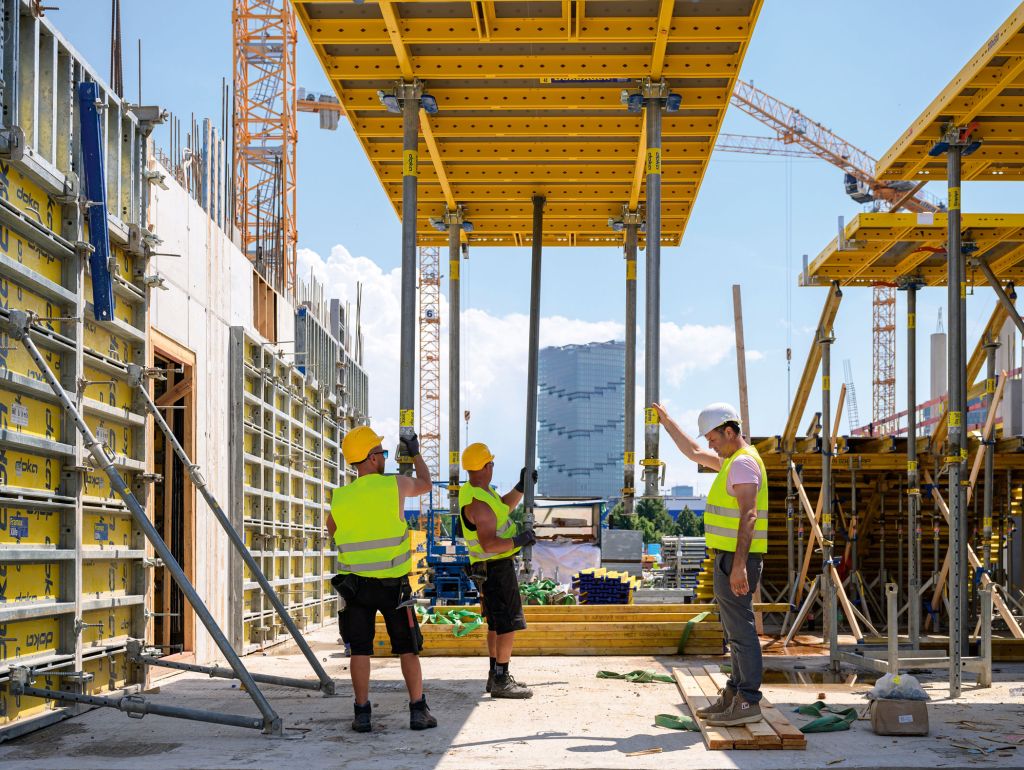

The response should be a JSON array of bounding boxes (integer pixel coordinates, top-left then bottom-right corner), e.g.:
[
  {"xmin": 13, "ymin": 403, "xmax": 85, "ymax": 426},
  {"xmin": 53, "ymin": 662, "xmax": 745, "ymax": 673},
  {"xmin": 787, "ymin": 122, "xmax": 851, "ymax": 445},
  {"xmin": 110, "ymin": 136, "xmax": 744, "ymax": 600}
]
[
  {"xmin": 459, "ymin": 443, "xmax": 537, "ymax": 698},
  {"xmin": 327, "ymin": 425, "xmax": 436, "ymax": 733},
  {"xmin": 653, "ymin": 402, "xmax": 767, "ymax": 727}
]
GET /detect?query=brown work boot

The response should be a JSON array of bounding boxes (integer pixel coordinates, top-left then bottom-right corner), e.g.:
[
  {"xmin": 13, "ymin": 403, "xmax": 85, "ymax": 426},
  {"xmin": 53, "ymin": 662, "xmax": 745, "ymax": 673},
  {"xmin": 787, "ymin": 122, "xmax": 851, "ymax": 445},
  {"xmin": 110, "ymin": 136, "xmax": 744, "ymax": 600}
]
[
  {"xmin": 696, "ymin": 687, "xmax": 735, "ymax": 719},
  {"xmin": 706, "ymin": 695, "xmax": 762, "ymax": 727}
]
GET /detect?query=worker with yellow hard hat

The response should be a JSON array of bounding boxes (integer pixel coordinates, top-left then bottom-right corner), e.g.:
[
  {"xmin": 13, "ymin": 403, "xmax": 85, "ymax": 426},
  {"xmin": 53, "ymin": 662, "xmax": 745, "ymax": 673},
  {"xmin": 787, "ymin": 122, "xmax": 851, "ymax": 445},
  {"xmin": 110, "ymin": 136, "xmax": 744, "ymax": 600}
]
[
  {"xmin": 652, "ymin": 402, "xmax": 767, "ymax": 727},
  {"xmin": 327, "ymin": 424, "xmax": 436, "ymax": 733},
  {"xmin": 459, "ymin": 442, "xmax": 537, "ymax": 699}
]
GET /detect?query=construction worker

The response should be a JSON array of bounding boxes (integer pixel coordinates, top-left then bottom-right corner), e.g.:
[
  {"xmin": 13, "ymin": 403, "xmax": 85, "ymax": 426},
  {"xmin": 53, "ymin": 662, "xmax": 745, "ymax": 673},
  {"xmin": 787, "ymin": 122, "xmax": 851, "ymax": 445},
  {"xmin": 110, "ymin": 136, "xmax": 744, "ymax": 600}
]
[
  {"xmin": 328, "ymin": 425, "xmax": 437, "ymax": 733},
  {"xmin": 652, "ymin": 402, "xmax": 766, "ymax": 727},
  {"xmin": 459, "ymin": 442, "xmax": 537, "ymax": 698}
]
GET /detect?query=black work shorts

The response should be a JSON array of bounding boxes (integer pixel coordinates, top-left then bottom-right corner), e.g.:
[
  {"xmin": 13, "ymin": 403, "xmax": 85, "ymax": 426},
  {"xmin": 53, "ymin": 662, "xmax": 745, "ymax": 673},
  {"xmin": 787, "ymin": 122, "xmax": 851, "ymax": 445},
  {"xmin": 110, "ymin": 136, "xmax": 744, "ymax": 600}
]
[
  {"xmin": 336, "ymin": 575, "xmax": 423, "ymax": 656},
  {"xmin": 471, "ymin": 557, "xmax": 527, "ymax": 635}
]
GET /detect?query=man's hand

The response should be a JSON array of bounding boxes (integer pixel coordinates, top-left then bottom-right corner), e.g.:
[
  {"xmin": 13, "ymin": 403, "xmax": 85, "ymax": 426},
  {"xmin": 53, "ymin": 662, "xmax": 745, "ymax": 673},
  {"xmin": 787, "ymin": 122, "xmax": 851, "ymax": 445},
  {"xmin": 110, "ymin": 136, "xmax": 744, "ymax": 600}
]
[
  {"xmin": 399, "ymin": 432, "xmax": 420, "ymax": 458},
  {"xmin": 512, "ymin": 528, "xmax": 537, "ymax": 548},
  {"xmin": 730, "ymin": 558, "xmax": 749, "ymax": 597},
  {"xmin": 515, "ymin": 467, "xmax": 538, "ymax": 493},
  {"xmin": 651, "ymin": 402, "xmax": 669, "ymax": 424}
]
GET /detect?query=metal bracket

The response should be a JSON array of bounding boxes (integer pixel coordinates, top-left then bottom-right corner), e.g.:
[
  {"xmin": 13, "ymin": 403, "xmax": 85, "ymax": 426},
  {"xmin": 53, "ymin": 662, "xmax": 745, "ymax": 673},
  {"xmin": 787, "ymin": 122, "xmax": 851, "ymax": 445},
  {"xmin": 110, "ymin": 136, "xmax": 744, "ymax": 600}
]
[
  {"xmin": 74, "ymin": 618, "xmax": 104, "ymax": 636},
  {"xmin": 142, "ymin": 557, "xmax": 165, "ymax": 569},
  {"xmin": 0, "ymin": 126, "xmax": 25, "ymax": 161},
  {"xmin": 139, "ymin": 472, "xmax": 164, "ymax": 486}
]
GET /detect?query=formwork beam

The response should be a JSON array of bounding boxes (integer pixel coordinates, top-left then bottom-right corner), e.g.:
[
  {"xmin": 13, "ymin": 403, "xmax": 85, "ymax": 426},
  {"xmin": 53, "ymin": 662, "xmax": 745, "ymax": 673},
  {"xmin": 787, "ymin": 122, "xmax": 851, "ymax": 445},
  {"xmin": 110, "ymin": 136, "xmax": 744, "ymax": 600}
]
[{"xmin": 522, "ymin": 195, "xmax": 545, "ymax": 571}]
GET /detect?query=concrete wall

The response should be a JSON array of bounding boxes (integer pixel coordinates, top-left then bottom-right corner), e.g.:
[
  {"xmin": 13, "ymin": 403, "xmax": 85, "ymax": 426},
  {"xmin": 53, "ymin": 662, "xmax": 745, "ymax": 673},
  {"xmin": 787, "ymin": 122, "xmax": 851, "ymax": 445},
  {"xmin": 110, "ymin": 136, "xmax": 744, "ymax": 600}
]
[{"xmin": 146, "ymin": 157, "xmax": 295, "ymax": 664}]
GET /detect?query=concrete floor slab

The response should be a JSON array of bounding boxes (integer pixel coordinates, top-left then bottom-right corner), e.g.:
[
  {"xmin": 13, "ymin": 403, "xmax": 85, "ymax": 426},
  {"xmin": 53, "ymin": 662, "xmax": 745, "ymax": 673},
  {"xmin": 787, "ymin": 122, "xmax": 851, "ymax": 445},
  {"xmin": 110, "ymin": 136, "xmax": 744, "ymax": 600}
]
[{"xmin": 2, "ymin": 627, "xmax": 1024, "ymax": 770}]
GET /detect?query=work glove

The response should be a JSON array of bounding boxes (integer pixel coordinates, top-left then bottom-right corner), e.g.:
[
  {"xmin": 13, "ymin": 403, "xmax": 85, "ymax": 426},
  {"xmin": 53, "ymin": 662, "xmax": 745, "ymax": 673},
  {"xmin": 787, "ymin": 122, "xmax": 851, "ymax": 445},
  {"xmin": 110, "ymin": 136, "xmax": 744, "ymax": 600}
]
[
  {"xmin": 511, "ymin": 528, "xmax": 537, "ymax": 548},
  {"xmin": 398, "ymin": 432, "xmax": 420, "ymax": 458},
  {"xmin": 515, "ymin": 466, "xmax": 538, "ymax": 493}
]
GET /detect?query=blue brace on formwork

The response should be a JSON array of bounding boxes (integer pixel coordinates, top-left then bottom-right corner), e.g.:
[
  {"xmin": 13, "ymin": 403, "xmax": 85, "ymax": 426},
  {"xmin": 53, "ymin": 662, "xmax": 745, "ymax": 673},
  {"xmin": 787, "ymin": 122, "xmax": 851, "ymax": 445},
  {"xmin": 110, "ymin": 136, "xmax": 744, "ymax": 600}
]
[{"xmin": 76, "ymin": 81, "xmax": 115, "ymax": 321}]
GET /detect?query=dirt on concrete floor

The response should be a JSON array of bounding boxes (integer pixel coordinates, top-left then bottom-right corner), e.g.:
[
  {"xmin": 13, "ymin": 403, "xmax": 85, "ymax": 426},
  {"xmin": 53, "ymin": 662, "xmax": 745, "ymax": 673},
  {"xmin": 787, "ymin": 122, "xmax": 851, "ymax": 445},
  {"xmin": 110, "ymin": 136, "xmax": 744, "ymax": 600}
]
[{"xmin": 2, "ymin": 626, "xmax": 1023, "ymax": 770}]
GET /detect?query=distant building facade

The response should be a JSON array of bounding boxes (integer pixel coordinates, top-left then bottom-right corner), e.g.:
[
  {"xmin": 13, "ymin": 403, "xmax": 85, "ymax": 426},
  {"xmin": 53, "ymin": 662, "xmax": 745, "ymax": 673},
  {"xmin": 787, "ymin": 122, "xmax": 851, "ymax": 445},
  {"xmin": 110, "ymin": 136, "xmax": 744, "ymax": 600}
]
[{"xmin": 538, "ymin": 341, "xmax": 625, "ymax": 498}]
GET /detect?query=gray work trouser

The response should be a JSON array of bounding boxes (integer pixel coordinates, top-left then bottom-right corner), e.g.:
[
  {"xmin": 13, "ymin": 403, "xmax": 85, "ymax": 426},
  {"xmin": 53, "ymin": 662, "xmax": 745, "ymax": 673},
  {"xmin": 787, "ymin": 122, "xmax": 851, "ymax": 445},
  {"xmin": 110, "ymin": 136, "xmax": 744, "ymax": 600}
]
[{"xmin": 713, "ymin": 551, "xmax": 763, "ymax": 704}]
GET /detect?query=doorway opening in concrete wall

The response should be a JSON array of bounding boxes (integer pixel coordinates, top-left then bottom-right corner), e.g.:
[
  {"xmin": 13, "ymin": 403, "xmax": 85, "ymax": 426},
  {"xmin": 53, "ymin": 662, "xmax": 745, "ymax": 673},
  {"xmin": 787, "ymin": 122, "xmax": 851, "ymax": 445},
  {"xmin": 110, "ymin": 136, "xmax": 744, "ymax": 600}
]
[{"xmin": 151, "ymin": 336, "xmax": 197, "ymax": 662}]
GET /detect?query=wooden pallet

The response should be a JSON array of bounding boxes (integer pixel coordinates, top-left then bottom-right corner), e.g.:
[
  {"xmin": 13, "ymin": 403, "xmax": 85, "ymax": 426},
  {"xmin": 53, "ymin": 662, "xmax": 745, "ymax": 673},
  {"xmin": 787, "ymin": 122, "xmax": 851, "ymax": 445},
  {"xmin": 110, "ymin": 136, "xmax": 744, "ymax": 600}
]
[{"xmin": 673, "ymin": 666, "xmax": 806, "ymax": 751}]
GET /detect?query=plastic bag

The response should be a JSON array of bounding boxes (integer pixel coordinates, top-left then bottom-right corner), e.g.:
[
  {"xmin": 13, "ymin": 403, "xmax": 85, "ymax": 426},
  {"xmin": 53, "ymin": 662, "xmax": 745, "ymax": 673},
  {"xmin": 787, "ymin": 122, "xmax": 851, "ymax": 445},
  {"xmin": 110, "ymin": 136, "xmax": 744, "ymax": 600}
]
[{"xmin": 867, "ymin": 672, "xmax": 929, "ymax": 701}]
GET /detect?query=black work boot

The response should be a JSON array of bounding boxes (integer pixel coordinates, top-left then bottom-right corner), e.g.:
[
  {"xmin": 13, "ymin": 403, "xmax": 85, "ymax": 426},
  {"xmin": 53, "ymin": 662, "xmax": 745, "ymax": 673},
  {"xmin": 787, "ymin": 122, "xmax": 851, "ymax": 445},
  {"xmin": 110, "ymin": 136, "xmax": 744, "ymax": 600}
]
[
  {"xmin": 486, "ymin": 671, "xmax": 494, "ymax": 693},
  {"xmin": 490, "ymin": 673, "xmax": 533, "ymax": 699},
  {"xmin": 409, "ymin": 696, "xmax": 437, "ymax": 730},
  {"xmin": 352, "ymin": 701, "xmax": 372, "ymax": 733}
]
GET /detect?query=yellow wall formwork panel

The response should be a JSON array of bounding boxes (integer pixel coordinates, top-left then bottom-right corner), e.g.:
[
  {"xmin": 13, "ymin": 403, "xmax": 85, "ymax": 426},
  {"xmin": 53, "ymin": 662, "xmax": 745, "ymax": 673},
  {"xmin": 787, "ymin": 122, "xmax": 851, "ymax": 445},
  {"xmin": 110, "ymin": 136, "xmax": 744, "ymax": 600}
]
[
  {"xmin": 0, "ymin": 1, "xmax": 149, "ymax": 739},
  {"xmin": 228, "ymin": 329, "xmax": 340, "ymax": 653}
]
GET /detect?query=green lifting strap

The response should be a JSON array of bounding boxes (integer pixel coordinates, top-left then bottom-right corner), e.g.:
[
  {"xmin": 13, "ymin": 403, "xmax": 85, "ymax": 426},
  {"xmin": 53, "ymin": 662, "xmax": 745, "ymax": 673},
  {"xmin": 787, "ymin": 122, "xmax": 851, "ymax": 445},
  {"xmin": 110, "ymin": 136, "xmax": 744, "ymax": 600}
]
[
  {"xmin": 417, "ymin": 607, "xmax": 483, "ymax": 637},
  {"xmin": 676, "ymin": 610, "xmax": 711, "ymax": 655},
  {"xmin": 655, "ymin": 713, "xmax": 700, "ymax": 731},
  {"xmin": 793, "ymin": 701, "xmax": 859, "ymax": 733},
  {"xmin": 596, "ymin": 670, "xmax": 675, "ymax": 684}
]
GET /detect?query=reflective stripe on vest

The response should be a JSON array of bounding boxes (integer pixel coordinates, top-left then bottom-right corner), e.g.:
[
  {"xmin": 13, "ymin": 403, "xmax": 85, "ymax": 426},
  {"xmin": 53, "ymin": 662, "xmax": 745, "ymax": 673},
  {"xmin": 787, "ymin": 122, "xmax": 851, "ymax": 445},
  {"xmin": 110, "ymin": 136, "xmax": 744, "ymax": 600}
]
[
  {"xmin": 331, "ymin": 474, "xmax": 412, "ymax": 578},
  {"xmin": 704, "ymin": 445, "xmax": 769, "ymax": 554},
  {"xmin": 458, "ymin": 482, "xmax": 520, "ymax": 564}
]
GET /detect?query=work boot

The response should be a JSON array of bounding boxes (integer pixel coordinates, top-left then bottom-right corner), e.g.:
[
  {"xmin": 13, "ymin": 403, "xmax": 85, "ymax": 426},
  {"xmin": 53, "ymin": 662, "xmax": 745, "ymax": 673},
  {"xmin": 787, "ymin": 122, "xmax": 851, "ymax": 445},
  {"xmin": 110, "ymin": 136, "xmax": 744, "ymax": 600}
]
[
  {"xmin": 352, "ymin": 701, "xmax": 372, "ymax": 733},
  {"xmin": 696, "ymin": 687, "xmax": 734, "ymax": 719},
  {"xmin": 409, "ymin": 696, "xmax": 438, "ymax": 730},
  {"xmin": 705, "ymin": 695, "xmax": 762, "ymax": 727},
  {"xmin": 486, "ymin": 671, "xmax": 494, "ymax": 694},
  {"xmin": 490, "ymin": 673, "xmax": 533, "ymax": 699}
]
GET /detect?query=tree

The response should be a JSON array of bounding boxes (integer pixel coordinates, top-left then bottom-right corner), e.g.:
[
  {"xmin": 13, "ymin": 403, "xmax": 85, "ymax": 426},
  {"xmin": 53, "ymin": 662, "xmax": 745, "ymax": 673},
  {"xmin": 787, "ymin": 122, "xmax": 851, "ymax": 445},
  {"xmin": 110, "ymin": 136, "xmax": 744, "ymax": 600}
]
[
  {"xmin": 605, "ymin": 498, "xmax": 685, "ymax": 544},
  {"xmin": 676, "ymin": 506, "xmax": 705, "ymax": 537}
]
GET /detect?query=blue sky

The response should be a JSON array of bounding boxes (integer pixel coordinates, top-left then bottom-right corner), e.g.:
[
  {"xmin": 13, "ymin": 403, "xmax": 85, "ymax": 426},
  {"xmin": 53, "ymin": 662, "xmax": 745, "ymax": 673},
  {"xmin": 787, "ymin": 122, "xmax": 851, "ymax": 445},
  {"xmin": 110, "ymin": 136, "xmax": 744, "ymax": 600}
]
[{"xmin": 51, "ymin": 1, "xmax": 1024, "ymax": 492}]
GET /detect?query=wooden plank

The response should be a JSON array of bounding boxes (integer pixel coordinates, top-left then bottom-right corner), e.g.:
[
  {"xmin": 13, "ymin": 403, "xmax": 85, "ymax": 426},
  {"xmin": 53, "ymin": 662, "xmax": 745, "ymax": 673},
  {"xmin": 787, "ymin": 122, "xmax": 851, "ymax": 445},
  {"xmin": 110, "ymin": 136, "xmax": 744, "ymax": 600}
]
[
  {"xmin": 674, "ymin": 667, "xmax": 734, "ymax": 750},
  {"xmin": 704, "ymin": 669, "xmax": 781, "ymax": 748},
  {"xmin": 922, "ymin": 471, "xmax": 1024, "ymax": 639},
  {"xmin": 760, "ymin": 700, "xmax": 807, "ymax": 749},
  {"xmin": 691, "ymin": 669, "xmax": 758, "ymax": 749}
]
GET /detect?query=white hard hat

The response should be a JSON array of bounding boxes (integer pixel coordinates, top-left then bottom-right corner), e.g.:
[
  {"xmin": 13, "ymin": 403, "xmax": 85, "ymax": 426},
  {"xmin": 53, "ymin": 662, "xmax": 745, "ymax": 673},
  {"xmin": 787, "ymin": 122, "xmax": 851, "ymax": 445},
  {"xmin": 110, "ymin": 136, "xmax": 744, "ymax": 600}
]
[{"xmin": 697, "ymin": 403, "xmax": 741, "ymax": 436}]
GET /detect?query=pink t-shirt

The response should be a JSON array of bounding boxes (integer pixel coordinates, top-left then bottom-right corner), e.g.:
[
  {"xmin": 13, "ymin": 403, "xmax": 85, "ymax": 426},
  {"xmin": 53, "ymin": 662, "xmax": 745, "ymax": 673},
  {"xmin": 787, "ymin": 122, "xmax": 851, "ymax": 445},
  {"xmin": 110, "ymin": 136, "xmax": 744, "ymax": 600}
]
[{"xmin": 726, "ymin": 454, "xmax": 762, "ymax": 497}]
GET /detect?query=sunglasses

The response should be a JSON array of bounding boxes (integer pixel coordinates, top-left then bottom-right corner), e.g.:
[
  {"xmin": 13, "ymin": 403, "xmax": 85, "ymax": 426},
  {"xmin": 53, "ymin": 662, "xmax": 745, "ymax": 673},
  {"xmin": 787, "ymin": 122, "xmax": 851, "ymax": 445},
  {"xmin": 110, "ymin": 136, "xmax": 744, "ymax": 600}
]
[{"xmin": 368, "ymin": 449, "xmax": 389, "ymax": 460}]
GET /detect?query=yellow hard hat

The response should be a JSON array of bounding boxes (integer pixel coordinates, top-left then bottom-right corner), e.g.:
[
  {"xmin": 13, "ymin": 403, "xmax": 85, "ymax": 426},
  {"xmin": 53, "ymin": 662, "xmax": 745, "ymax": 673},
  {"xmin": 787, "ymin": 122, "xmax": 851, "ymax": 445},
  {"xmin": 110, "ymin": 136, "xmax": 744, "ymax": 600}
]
[
  {"xmin": 462, "ymin": 442, "xmax": 495, "ymax": 471},
  {"xmin": 342, "ymin": 425, "xmax": 384, "ymax": 464}
]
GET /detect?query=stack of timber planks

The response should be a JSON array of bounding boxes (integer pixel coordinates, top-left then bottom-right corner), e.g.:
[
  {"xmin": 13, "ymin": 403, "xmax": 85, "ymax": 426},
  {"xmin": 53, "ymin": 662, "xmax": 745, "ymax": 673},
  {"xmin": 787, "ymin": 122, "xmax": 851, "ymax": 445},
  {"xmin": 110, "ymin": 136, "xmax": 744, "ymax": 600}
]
[
  {"xmin": 674, "ymin": 666, "xmax": 806, "ymax": 750},
  {"xmin": 374, "ymin": 603, "xmax": 786, "ymax": 656}
]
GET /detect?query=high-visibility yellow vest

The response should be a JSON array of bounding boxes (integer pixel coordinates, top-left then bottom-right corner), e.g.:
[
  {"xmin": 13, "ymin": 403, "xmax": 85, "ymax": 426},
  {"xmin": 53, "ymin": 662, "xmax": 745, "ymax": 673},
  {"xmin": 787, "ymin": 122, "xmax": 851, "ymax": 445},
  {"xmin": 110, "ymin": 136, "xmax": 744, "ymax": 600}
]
[
  {"xmin": 331, "ymin": 474, "xmax": 411, "ymax": 578},
  {"xmin": 704, "ymin": 445, "xmax": 769, "ymax": 554},
  {"xmin": 458, "ymin": 482, "xmax": 520, "ymax": 564}
]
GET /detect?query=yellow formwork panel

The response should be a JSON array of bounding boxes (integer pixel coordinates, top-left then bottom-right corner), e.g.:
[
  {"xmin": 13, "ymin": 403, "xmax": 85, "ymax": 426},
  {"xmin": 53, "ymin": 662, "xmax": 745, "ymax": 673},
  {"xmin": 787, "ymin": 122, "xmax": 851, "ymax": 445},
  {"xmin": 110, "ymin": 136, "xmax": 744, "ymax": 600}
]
[
  {"xmin": 81, "ymin": 560, "xmax": 132, "ymax": 599},
  {"xmin": 0, "ymin": 391, "xmax": 60, "ymax": 445},
  {"xmin": 805, "ymin": 212, "xmax": 1024, "ymax": 287},
  {"xmin": 81, "ymin": 606, "xmax": 134, "ymax": 648},
  {"xmin": 0, "ymin": 616, "xmax": 60, "ymax": 664},
  {"xmin": 0, "ymin": 162, "xmax": 60, "ymax": 233},
  {"xmin": 83, "ymin": 513, "xmax": 132, "ymax": 548},
  {"xmin": 0, "ymin": 448, "xmax": 60, "ymax": 493},
  {"xmin": 0, "ymin": 509, "xmax": 60, "ymax": 546},
  {"xmin": 0, "ymin": 561, "xmax": 57, "ymax": 603},
  {"xmin": 82, "ymin": 364, "xmax": 134, "ymax": 411},
  {"xmin": 877, "ymin": 1, "xmax": 1024, "ymax": 182},
  {"xmin": 0, "ymin": 224, "xmax": 62, "ymax": 284},
  {"xmin": 292, "ymin": 0, "xmax": 763, "ymax": 247}
]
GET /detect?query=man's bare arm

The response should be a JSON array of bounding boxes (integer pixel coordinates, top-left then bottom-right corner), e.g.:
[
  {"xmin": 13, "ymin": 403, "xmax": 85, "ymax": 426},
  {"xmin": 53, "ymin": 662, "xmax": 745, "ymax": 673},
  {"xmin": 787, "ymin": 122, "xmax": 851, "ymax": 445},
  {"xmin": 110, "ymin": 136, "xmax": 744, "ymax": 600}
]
[
  {"xmin": 652, "ymin": 403, "xmax": 721, "ymax": 470},
  {"xmin": 396, "ymin": 452, "xmax": 432, "ymax": 502},
  {"xmin": 729, "ymin": 483, "xmax": 759, "ymax": 596}
]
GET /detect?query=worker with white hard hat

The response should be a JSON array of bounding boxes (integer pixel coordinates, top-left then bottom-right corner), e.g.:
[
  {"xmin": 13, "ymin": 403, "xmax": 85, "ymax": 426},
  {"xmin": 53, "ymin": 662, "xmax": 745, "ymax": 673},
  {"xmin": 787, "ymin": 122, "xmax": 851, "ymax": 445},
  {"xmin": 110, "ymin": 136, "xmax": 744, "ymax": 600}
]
[
  {"xmin": 651, "ymin": 401, "xmax": 767, "ymax": 727},
  {"xmin": 459, "ymin": 442, "xmax": 537, "ymax": 699},
  {"xmin": 327, "ymin": 424, "xmax": 436, "ymax": 733}
]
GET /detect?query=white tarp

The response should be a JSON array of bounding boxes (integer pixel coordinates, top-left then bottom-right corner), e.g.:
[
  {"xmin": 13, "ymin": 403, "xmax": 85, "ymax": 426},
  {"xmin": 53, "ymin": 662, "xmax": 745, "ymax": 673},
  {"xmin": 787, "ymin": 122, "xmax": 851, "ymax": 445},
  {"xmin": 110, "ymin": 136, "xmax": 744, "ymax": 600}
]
[{"xmin": 527, "ymin": 541, "xmax": 601, "ymax": 582}]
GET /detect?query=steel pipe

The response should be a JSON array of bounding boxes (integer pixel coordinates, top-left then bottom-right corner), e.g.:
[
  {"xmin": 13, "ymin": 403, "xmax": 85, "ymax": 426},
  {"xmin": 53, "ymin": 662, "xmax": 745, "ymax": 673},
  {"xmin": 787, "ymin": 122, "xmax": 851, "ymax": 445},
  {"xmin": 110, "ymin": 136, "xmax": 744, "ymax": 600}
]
[
  {"xmin": 643, "ymin": 97, "xmax": 662, "ymax": 498},
  {"xmin": 522, "ymin": 195, "xmax": 545, "ymax": 571},
  {"xmin": 623, "ymin": 220, "xmax": 638, "ymax": 514}
]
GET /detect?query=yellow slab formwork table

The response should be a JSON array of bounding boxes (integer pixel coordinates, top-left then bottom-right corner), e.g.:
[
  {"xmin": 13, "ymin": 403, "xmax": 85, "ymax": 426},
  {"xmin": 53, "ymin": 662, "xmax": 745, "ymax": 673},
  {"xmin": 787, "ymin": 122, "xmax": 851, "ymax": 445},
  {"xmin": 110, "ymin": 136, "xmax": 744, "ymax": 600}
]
[
  {"xmin": 817, "ymin": 1, "xmax": 1024, "ymax": 697},
  {"xmin": 291, "ymin": 0, "xmax": 762, "ymax": 557}
]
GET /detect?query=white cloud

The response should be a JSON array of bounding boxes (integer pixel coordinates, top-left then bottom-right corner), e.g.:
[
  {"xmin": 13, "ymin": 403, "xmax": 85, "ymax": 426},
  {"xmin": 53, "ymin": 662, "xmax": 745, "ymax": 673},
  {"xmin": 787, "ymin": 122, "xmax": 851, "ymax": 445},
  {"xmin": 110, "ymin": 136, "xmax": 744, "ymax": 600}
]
[{"xmin": 297, "ymin": 244, "xmax": 740, "ymax": 493}]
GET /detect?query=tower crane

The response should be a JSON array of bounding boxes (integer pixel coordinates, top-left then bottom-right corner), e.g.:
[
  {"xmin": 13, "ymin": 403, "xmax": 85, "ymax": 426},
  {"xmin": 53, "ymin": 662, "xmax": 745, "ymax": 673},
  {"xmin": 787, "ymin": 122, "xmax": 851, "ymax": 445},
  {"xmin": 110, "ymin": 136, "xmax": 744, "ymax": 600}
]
[{"xmin": 720, "ymin": 81, "xmax": 945, "ymax": 431}]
